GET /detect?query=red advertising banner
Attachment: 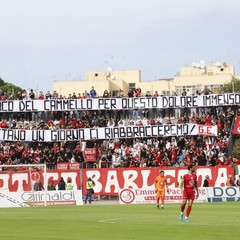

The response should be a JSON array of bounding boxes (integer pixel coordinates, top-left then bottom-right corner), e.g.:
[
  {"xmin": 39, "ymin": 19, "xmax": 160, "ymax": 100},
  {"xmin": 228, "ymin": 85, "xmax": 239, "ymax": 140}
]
[
  {"xmin": 84, "ymin": 148, "xmax": 96, "ymax": 162},
  {"xmin": 56, "ymin": 163, "xmax": 68, "ymax": 170},
  {"xmin": 56, "ymin": 163, "xmax": 80, "ymax": 170},
  {"xmin": 82, "ymin": 166, "xmax": 234, "ymax": 195},
  {"xmin": 0, "ymin": 169, "xmax": 81, "ymax": 192},
  {"xmin": 69, "ymin": 163, "xmax": 80, "ymax": 170},
  {"xmin": 0, "ymin": 166, "xmax": 235, "ymax": 195},
  {"xmin": 232, "ymin": 116, "xmax": 240, "ymax": 135}
]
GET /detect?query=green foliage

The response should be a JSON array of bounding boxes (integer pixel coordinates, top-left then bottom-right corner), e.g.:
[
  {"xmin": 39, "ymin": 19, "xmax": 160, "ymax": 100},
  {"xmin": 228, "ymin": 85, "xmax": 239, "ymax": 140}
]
[
  {"xmin": 221, "ymin": 75, "xmax": 240, "ymax": 93},
  {"xmin": 0, "ymin": 77, "xmax": 22, "ymax": 98},
  {"xmin": 0, "ymin": 77, "xmax": 5, "ymax": 86},
  {"xmin": 232, "ymin": 137, "xmax": 240, "ymax": 159}
]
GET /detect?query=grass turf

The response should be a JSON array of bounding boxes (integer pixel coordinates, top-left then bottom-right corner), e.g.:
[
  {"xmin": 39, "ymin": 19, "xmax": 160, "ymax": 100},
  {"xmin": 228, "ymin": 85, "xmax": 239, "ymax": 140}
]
[{"xmin": 0, "ymin": 202, "xmax": 239, "ymax": 240}]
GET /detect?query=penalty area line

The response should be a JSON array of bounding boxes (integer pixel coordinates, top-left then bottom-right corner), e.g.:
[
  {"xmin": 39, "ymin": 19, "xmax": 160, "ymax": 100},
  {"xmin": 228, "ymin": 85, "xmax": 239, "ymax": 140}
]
[{"xmin": 98, "ymin": 218, "xmax": 128, "ymax": 224}]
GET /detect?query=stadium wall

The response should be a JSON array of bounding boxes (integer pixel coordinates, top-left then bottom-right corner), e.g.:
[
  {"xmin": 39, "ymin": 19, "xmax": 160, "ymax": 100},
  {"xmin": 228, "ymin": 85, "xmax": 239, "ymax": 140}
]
[
  {"xmin": 0, "ymin": 166, "xmax": 238, "ymax": 208},
  {"xmin": 0, "ymin": 166, "xmax": 235, "ymax": 194}
]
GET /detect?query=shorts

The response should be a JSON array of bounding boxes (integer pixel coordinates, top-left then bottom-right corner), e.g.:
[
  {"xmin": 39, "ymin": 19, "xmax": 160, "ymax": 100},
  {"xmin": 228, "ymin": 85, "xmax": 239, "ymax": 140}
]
[
  {"xmin": 183, "ymin": 189, "xmax": 195, "ymax": 201},
  {"xmin": 156, "ymin": 190, "xmax": 165, "ymax": 198}
]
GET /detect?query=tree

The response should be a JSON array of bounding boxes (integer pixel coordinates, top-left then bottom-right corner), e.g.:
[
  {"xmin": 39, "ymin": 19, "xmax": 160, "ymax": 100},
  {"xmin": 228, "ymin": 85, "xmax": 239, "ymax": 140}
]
[
  {"xmin": 221, "ymin": 75, "xmax": 240, "ymax": 93},
  {"xmin": 0, "ymin": 77, "xmax": 22, "ymax": 98},
  {"xmin": 0, "ymin": 78, "xmax": 5, "ymax": 86}
]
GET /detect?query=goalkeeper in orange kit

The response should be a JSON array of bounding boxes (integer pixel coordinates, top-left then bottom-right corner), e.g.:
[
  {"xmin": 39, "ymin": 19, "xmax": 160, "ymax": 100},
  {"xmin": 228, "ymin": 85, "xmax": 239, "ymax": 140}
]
[{"xmin": 154, "ymin": 170, "xmax": 169, "ymax": 209}]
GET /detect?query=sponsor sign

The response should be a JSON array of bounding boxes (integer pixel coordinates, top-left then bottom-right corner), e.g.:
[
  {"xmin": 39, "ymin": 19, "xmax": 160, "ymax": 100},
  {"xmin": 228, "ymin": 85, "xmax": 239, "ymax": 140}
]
[
  {"xmin": 0, "ymin": 169, "xmax": 80, "ymax": 192},
  {"xmin": 0, "ymin": 190, "xmax": 83, "ymax": 208},
  {"xmin": 83, "ymin": 166, "xmax": 234, "ymax": 195},
  {"xmin": 68, "ymin": 163, "xmax": 80, "ymax": 170},
  {"xmin": 56, "ymin": 163, "xmax": 68, "ymax": 170},
  {"xmin": 119, "ymin": 187, "xmax": 207, "ymax": 204},
  {"xmin": 56, "ymin": 163, "xmax": 80, "ymax": 170},
  {"xmin": 0, "ymin": 166, "xmax": 235, "ymax": 196},
  {"xmin": 207, "ymin": 187, "xmax": 240, "ymax": 202}
]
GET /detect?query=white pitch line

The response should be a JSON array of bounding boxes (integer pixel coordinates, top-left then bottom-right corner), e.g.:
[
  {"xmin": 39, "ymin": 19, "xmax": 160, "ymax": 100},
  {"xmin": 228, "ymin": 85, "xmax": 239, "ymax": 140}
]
[{"xmin": 98, "ymin": 218, "xmax": 128, "ymax": 223}]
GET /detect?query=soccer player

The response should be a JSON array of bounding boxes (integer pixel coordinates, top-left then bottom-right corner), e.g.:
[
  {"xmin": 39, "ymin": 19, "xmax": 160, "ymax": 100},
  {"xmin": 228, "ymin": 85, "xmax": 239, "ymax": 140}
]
[
  {"xmin": 154, "ymin": 170, "xmax": 169, "ymax": 209},
  {"xmin": 179, "ymin": 164, "xmax": 199, "ymax": 222}
]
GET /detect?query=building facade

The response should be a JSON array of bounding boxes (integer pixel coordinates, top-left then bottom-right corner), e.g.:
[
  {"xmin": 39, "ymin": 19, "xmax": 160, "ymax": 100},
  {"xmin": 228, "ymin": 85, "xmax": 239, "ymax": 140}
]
[{"xmin": 53, "ymin": 61, "xmax": 237, "ymax": 97}]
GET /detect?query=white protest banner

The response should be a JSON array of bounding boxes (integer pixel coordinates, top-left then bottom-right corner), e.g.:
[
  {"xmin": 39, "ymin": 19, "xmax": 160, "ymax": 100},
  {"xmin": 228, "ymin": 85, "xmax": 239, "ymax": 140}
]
[
  {"xmin": 1, "ymin": 93, "xmax": 240, "ymax": 112},
  {"xmin": 0, "ymin": 124, "xmax": 217, "ymax": 142}
]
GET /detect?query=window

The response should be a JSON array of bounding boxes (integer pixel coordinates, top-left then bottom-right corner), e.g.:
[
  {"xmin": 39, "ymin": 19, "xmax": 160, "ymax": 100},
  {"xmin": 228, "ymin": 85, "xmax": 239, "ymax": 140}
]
[
  {"xmin": 129, "ymin": 83, "xmax": 135, "ymax": 91},
  {"xmin": 162, "ymin": 91, "xmax": 170, "ymax": 96}
]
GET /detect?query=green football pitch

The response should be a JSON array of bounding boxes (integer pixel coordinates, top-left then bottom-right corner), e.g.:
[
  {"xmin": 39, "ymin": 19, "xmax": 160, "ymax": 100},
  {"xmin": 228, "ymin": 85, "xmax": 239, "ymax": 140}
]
[{"xmin": 0, "ymin": 202, "xmax": 239, "ymax": 240}]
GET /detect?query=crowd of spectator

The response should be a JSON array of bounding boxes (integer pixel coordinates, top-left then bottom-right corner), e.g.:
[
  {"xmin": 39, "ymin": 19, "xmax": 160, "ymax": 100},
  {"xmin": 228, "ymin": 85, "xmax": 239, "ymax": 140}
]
[{"xmin": 0, "ymin": 86, "xmax": 240, "ymax": 170}]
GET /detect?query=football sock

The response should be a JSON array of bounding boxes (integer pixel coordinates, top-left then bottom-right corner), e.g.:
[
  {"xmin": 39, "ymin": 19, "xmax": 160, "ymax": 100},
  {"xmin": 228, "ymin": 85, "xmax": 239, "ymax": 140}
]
[
  {"xmin": 181, "ymin": 203, "xmax": 186, "ymax": 213},
  {"xmin": 186, "ymin": 206, "xmax": 192, "ymax": 217}
]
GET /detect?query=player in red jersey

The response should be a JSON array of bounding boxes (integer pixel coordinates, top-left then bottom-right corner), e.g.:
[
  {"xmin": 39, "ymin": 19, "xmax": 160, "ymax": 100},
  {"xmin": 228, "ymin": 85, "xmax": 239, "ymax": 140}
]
[{"xmin": 179, "ymin": 164, "xmax": 199, "ymax": 222}]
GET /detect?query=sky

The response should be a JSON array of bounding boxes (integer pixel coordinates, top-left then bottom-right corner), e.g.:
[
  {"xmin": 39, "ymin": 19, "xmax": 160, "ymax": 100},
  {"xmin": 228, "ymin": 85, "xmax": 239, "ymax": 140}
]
[{"xmin": 0, "ymin": 0, "xmax": 240, "ymax": 93}]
